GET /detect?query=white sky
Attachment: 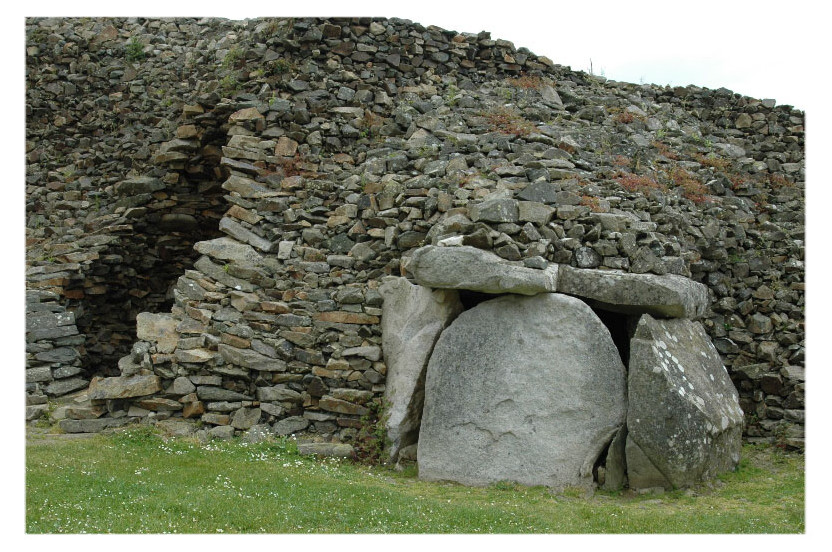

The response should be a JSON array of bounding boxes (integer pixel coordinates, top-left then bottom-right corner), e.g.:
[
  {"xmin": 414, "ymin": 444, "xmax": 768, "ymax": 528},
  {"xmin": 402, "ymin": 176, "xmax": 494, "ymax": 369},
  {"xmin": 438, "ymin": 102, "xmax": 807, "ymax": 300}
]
[{"xmin": 5, "ymin": 0, "xmax": 829, "ymax": 547}]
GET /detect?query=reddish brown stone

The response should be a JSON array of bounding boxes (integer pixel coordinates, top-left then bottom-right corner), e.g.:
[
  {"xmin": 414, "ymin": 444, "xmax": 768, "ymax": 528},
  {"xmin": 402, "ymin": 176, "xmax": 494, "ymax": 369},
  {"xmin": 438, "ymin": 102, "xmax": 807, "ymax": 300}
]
[
  {"xmin": 261, "ymin": 301, "xmax": 290, "ymax": 314},
  {"xmin": 221, "ymin": 333, "xmax": 251, "ymax": 348},
  {"xmin": 315, "ymin": 311, "xmax": 380, "ymax": 325},
  {"xmin": 318, "ymin": 396, "xmax": 369, "ymax": 416}
]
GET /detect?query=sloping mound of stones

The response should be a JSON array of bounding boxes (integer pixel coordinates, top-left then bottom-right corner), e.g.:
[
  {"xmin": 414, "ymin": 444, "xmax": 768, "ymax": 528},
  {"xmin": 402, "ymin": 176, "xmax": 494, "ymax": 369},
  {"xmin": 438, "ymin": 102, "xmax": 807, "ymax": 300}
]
[
  {"xmin": 382, "ymin": 244, "xmax": 742, "ymax": 490},
  {"xmin": 26, "ymin": 17, "xmax": 802, "ymax": 450}
]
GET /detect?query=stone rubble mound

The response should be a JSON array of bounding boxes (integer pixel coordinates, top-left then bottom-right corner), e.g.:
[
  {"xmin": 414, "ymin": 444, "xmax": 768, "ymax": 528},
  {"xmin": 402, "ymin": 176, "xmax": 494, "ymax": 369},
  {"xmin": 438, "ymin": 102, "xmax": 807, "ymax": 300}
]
[{"xmin": 25, "ymin": 17, "xmax": 803, "ymax": 455}]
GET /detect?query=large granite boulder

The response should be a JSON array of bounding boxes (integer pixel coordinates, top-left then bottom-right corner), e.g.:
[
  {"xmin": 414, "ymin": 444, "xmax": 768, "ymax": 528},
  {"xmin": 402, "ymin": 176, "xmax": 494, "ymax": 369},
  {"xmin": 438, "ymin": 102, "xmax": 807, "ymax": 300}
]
[
  {"xmin": 626, "ymin": 314, "xmax": 744, "ymax": 489},
  {"xmin": 557, "ymin": 265, "xmax": 709, "ymax": 319},
  {"xmin": 418, "ymin": 293, "xmax": 627, "ymax": 489},
  {"xmin": 379, "ymin": 277, "xmax": 463, "ymax": 461},
  {"xmin": 408, "ymin": 245, "xmax": 558, "ymax": 296}
]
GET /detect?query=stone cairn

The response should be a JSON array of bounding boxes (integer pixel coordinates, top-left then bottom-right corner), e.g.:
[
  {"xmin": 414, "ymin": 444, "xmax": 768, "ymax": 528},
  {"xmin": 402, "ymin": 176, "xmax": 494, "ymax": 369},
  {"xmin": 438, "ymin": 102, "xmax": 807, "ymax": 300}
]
[{"xmin": 26, "ymin": 17, "xmax": 804, "ymax": 489}]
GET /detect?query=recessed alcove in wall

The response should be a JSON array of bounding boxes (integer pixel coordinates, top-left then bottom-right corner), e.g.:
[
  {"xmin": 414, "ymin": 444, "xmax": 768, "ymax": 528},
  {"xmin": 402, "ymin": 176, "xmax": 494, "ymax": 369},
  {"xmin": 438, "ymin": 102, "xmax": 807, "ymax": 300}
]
[{"xmin": 65, "ymin": 127, "xmax": 228, "ymax": 377}]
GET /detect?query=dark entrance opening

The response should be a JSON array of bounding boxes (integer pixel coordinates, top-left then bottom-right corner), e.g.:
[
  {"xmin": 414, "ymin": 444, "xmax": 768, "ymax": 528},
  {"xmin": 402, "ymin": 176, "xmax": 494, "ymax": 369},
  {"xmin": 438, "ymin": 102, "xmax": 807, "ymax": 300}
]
[
  {"xmin": 591, "ymin": 308, "xmax": 638, "ymax": 367},
  {"xmin": 458, "ymin": 289, "xmax": 496, "ymax": 311}
]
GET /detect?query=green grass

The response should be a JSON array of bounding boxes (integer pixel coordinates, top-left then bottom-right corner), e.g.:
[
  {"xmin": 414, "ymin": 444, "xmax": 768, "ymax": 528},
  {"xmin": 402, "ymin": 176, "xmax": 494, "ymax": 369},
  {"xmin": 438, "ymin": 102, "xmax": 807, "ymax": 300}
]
[{"xmin": 26, "ymin": 429, "xmax": 804, "ymax": 534}]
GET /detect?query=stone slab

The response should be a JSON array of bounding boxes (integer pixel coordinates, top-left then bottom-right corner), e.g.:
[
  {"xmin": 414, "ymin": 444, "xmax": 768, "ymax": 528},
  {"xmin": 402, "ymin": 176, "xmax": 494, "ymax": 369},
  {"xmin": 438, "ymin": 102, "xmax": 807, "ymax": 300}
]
[
  {"xmin": 409, "ymin": 245, "xmax": 558, "ymax": 296},
  {"xmin": 88, "ymin": 375, "xmax": 162, "ymax": 400},
  {"xmin": 626, "ymin": 314, "xmax": 744, "ymax": 489},
  {"xmin": 135, "ymin": 312, "xmax": 180, "ymax": 354},
  {"xmin": 380, "ymin": 277, "xmax": 463, "ymax": 461},
  {"xmin": 558, "ymin": 265, "xmax": 709, "ymax": 319}
]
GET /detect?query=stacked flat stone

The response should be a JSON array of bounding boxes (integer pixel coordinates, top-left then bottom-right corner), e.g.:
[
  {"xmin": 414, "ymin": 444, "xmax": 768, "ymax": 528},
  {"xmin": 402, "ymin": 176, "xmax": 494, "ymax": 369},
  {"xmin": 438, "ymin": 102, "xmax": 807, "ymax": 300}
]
[{"xmin": 25, "ymin": 17, "xmax": 803, "ymax": 450}]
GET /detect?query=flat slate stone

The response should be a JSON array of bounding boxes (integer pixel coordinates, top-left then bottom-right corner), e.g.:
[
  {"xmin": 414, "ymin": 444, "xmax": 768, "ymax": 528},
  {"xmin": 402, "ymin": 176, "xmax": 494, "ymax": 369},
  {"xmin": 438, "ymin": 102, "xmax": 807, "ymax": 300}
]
[
  {"xmin": 626, "ymin": 314, "xmax": 744, "ymax": 489},
  {"xmin": 135, "ymin": 312, "xmax": 179, "ymax": 354},
  {"xmin": 194, "ymin": 237, "xmax": 265, "ymax": 265},
  {"xmin": 88, "ymin": 375, "xmax": 162, "ymax": 400},
  {"xmin": 219, "ymin": 344, "xmax": 287, "ymax": 372},
  {"xmin": 196, "ymin": 386, "xmax": 253, "ymax": 402},
  {"xmin": 297, "ymin": 442, "xmax": 354, "ymax": 457},
  {"xmin": 115, "ymin": 176, "xmax": 165, "ymax": 196},
  {"xmin": 418, "ymin": 293, "xmax": 627, "ymax": 489},
  {"xmin": 409, "ymin": 245, "xmax": 558, "ymax": 296},
  {"xmin": 58, "ymin": 417, "xmax": 132, "ymax": 433},
  {"xmin": 44, "ymin": 377, "xmax": 90, "ymax": 397},
  {"xmin": 468, "ymin": 197, "xmax": 519, "ymax": 223},
  {"xmin": 272, "ymin": 416, "xmax": 310, "ymax": 436},
  {"xmin": 380, "ymin": 277, "xmax": 463, "ymax": 461},
  {"xmin": 557, "ymin": 265, "xmax": 709, "ymax": 319}
]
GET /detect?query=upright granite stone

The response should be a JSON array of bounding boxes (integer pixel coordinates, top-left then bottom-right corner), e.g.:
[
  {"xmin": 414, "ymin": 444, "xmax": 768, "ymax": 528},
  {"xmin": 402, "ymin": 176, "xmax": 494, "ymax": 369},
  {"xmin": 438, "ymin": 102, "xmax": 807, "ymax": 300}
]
[
  {"xmin": 379, "ymin": 277, "xmax": 463, "ymax": 461},
  {"xmin": 558, "ymin": 265, "xmax": 709, "ymax": 319},
  {"xmin": 626, "ymin": 314, "xmax": 744, "ymax": 489},
  {"xmin": 418, "ymin": 293, "xmax": 627, "ymax": 489},
  {"xmin": 408, "ymin": 245, "xmax": 558, "ymax": 296}
]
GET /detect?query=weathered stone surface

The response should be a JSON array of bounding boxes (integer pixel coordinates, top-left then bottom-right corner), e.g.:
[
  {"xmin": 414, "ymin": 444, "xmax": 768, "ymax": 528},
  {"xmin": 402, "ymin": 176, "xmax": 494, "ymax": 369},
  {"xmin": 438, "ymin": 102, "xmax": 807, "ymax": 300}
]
[
  {"xmin": 136, "ymin": 313, "xmax": 179, "ymax": 354},
  {"xmin": 558, "ymin": 265, "xmax": 709, "ymax": 319},
  {"xmin": 380, "ymin": 277, "xmax": 463, "ymax": 461},
  {"xmin": 88, "ymin": 375, "xmax": 161, "ymax": 400},
  {"xmin": 26, "ymin": 311, "xmax": 75, "ymax": 332},
  {"xmin": 26, "ymin": 367, "xmax": 53, "ymax": 383},
  {"xmin": 297, "ymin": 442, "xmax": 354, "ymax": 457},
  {"xmin": 517, "ymin": 181, "xmax": 560, "ymax": 204},
  {"xmin": 171, "ymin": 376, "xmax": 196, "ymax": 395},
  {"xmin": 256, "ymin": 386, "xmax": 302, "ymax": 403},
  {"xmin": 469, "ymin": 198, "xmax": 519, "ymax": 223},
  {"xmin": 136, "ymin": 398, "xmax": 183, "ymax": 411},
  {"xmin": 175, "ymin": 348, "xmax": 215, "ymax": 364},
  {"xmin": 242, "ymin": 424, "xmax": 272, "ymax": 443},
  {"xmin": 272, "ymin": 416, "xmax": 310, "ymax": 436},
  {"xmin": 115, "ymin": 176, "xmax": 165, "ymax": 196},
  {"xmin": 409, "ymin": 245, "xmax": 558, "ymax": 296},
  {"xmin": 194, "ymin": 237, "xmax": 265, "ymax": 265},
  {"xmin": 315, "ymin": 311, "xmax": 379, "ymax": 325},
  {"xmin": 208, "ymin": 425, "xmax": 236, "ymax": 440},
  {"xmin": 155, "ymin": 419, "xmax": 197, "ymax": 437},
  {"xmin": 58, "ymin": 417, "xmax": 131, "ymax": 433},
  {"xmin": 231, "ymin": 407, "xmax": 262, "ymax": 430},
  {"xmin": 341, "ymin": 346, "xmax": 381, "ymax": 361},
  {"xmin": 34, "ymin": 347, "xmax": 79, "ymax": 364},
  {"xmin": 27, "ymin": 323, "xmax": 79, "ymax": 342},
  {"xmin": 517, "ymin": 201, "xmax": 555, "ymax": 225},
  {"xmin": 196, "ymin": 386, "xmax": 253, "ymax": 401},
  {"xmin": 219, "ymin": 344, "xmax": 287, "ymax": 372},
  {"xmin": 318, "ymin": 396, "xmax": 369, "ymax": 416},
  {"xmin": 602, "ymin": 426, "xmax": 628, "ymax": 491},
  {"xmin": 26, "ymin": 405, "xmax": 48, "ymax": 421},
  {"xmin": 627, "ymin": 315, "xmax": 744, "ymax": 489},
  {"xmin": 418, "ymin": 293, "xmax": 627, "ymax": 488}
]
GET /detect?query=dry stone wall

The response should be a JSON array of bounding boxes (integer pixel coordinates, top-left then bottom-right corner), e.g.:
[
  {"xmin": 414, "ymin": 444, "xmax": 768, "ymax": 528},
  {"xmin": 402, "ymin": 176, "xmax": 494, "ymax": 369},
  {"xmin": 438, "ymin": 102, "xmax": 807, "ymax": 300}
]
[{"xmin": 26, "ymin": 17, "xmax": 804, "ymax": 451}]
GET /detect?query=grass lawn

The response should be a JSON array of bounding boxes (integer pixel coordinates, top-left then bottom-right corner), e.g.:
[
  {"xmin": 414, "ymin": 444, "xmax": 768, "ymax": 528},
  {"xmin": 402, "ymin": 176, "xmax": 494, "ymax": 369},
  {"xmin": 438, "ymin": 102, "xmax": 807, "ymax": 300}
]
[{"xmin": 25, "ymin": 427, "xmax": 804, "ymax": 534}]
